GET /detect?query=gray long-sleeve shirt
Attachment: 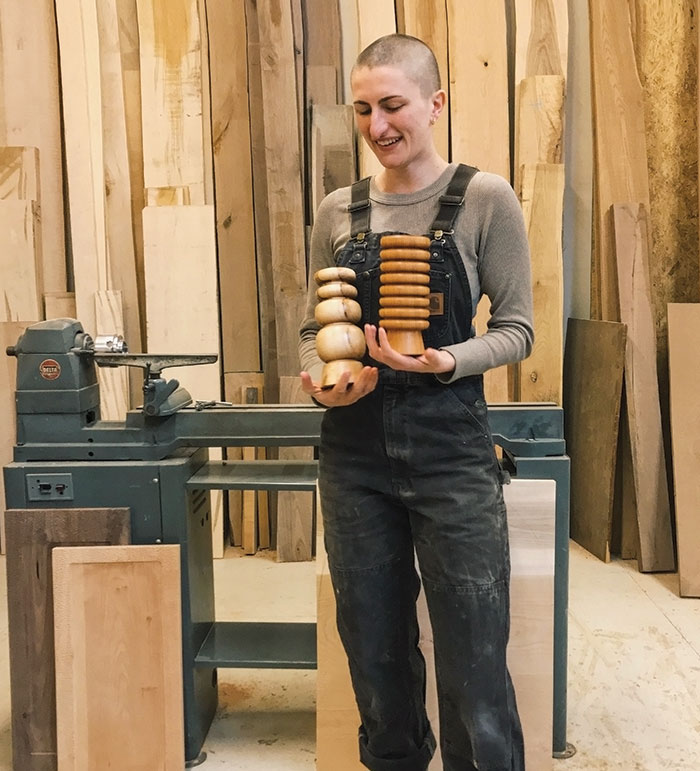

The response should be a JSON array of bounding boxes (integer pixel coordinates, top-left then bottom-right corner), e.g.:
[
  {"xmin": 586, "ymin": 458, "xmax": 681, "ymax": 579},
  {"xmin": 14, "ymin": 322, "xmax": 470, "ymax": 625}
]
[{"xmin": 299, "ymin": 164, "xmax": 534, "ymax": 384}]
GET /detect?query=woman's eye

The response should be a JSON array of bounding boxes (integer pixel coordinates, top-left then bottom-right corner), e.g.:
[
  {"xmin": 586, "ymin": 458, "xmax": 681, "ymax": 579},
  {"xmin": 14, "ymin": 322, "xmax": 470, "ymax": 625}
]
[
  {"xmin": 385, "ymin": 104, "xmax": 402, "ymax": 113},
  {"xmin": 355, "ymin": 108, "xmax": 371, "ymax": 116}
]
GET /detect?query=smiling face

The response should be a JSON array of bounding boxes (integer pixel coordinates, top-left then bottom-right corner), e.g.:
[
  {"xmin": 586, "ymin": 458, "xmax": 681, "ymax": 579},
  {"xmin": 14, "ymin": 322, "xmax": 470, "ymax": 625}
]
[{"xmin": 351, "ymin": 64, "xmax": 445, "ymax": 174}]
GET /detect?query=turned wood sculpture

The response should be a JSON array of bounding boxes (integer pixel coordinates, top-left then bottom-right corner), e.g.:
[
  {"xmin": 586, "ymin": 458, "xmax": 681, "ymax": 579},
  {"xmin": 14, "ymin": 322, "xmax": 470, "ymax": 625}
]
[
  {"xmin": 314, "ymin": 266, "xmax": 366, "ymax": 387},
  {"xmin": 379, "ymin": 235, "xmax": 432, "ymax": 355}
]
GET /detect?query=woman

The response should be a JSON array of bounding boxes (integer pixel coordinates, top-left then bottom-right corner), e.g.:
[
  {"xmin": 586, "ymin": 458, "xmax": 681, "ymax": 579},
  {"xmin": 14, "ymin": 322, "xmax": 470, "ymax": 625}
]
[{"xmin": 299, "ymin": 33, "xmax": 533, "ymax": 771}]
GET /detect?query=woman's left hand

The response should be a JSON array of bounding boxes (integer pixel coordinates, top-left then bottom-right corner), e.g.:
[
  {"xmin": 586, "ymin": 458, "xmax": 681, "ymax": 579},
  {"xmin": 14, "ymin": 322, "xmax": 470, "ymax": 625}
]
[{"xmin": 364, "ymin": 324, "xmax": 456, "ymax": 375}]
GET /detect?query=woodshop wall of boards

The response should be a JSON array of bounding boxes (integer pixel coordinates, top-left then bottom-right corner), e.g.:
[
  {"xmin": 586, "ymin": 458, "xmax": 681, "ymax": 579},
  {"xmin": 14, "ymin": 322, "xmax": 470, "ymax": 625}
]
[{"xmin": 1, "ymin": 0, "xmax": 699, "ymax": 590}]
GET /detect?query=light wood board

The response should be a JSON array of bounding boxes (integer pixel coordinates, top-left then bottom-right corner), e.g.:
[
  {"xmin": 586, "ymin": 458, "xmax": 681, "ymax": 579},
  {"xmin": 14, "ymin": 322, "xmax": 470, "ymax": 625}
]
[
  {"xmin": 0, "ymin": 200, "xmax": 42, "ymax": 322},
  {"xmin": 0, "ymin": 0, "xmax": 66, "ymax": 293},
  {"xmin": 257, "ymin": 0, "xmax": 309, "ymax": 378},
  {"xmin": 667, "ymin": 303, "xmax": 700, "ymax": 596},
  {"xmin": 316, "ymin": 480, "xmax": 556, "ymax": 770},
  {"xmin": 94, "ymin": 290, "xmax": 130, "ymax": 419},
  {"xmin": 612, "ymin": 203, "xmax": 674, "ymax": 572},
  {"xmin": 514, "ymin": 0, "xmax": 568, "ymax": 84},
  {"xmin": 563, "ymin": 318, "xmax": 626, "ymax": 562},
  {"xmin": 96, "ymin": 0, "xmax": 142, "ymax": 359},
  {"xmin": 588, "ymin": 0, "xmax": 650, "ymax": 321},
  {"xmin": 4, "ymin": 508, "xmax": 130, "ymax": 771},
  {"xmin": 143, "ymin": 205, "xmax": 225, "ymax": 557},
  {"xmin": 517, "ymin": 163, "xmax": 564, "ymax": 403},
  {"xmin": 302, "ymin": 0, "xmax": 341, "ymax": 106},
  {"xmin": 447, "ymin": 0, "xmax": 509, "ymax": 179},
  {"xmin": 136, "ymin": 0, "xmax": 205, "ymax": 203},
  {"xmin": 310, "ymin": 105, "xmax": 356, "ymax": 218},
  {"xmin": 52, "ymin": 544, "xmax": 184, "ymax": 770},
  {"xmin": 0, "ymin": 146, "xmax": 39, "ymax": 200},
  {"xmin": 207, "ymin": 0, "xmax": 261, "ymax": 373},
  {"xmin": 43, "ymin": 292, "xmax": 76, "ymax": 319},
  {"xmin": 396, "ymin": 0, "xmax": 449, "ymax": 160}
]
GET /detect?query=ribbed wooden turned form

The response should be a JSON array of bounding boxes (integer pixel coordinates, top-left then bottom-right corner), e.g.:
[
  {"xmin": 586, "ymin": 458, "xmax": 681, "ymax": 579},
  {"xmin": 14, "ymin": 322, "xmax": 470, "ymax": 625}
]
[
  {"xmin": 379, "ymin": 235, "xmax": 432, "ymax": 355},
  {"xmin": 314, "ymin": 266, "xmax": 366, "ymax": 387}
]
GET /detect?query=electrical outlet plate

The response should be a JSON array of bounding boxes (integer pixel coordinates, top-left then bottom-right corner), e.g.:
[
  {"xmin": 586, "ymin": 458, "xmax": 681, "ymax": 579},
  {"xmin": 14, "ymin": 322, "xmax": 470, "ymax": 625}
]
[{"xmin": 26, "ymin": 473, "xmax": 74, "ymax": 501}]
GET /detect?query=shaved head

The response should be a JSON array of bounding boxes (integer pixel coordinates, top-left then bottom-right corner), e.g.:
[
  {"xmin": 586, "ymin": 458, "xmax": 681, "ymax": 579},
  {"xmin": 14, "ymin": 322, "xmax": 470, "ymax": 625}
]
[{"xmin": 352, "ymin": 34, "xmax": 441, "ymax": 98}]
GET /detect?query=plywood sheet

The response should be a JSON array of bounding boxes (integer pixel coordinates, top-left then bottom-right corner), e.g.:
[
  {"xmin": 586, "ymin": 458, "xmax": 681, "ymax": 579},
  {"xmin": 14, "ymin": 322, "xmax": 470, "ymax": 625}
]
[
  {"xmin": 276, "ymin": 376, "xmax": 314, "ymax": 562},
  {"xmin": 588, "ymin": 0, "xmax": 650, "ymax": 321},
  {"xmin": 0, "ymin": 200, "xmax": 42, "ymax": 322},
  {"xmin": 397, "ymin": 0, "xmax": 449, "ymax": 159},
  {"xmin": 207, "ymin": 0, "xmax": 260, "ymax": 372},
  {"xmin": 447, "ymin": 0, "xmax": 509, "ymax": 180},
  {"xmin": 613, "ymin": 203, "xmax": 674, "ymax": 572},
  {"xmin": 316, "ymin": 480, "xmax": 556, "ymax": 770},
  {"xmin": 4, "ymin": 508, "xmax": 130, "ymax": 771},
  {"xmin": 667, "ymin": 303, "xmax": 700, "ymax": 597},
  {"xmin": 136, "ymin": 0, "xmax": 205, "ymax": 202},
  {"xmin": 257, "ymin": 0, "xmax": 309, "ymax": 378},
  {"xmin": 0, "ymin": 0, "xmax": 66, "ymax": 293},
  {"xmin": 563, "ymin": 318, "xmax": 626, "ymax": 562},
  {"xmin": 517, "ymin": 163, "xmax": 564, "ymax": 403},
  {"xmin": 52, "ymin": 544, "xmax": 183, "ymax": 770}
]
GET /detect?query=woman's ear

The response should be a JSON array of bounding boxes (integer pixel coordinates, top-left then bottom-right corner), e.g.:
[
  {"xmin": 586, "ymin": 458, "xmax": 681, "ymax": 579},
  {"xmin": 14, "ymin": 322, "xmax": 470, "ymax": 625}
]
[{"xmin": 431, "ymin": 89, "xmax": 447, "ymax": 122}]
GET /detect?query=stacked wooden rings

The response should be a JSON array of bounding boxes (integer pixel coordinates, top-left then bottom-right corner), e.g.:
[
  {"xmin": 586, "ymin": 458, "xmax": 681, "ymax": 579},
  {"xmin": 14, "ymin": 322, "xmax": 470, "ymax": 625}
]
[
  {"xmin": 379, "ymin": 234, "xmax": 432, "ymax": 355},
  {"xmin": 314, "ymin": 266, "xmax": 366, "ymax": 388}
]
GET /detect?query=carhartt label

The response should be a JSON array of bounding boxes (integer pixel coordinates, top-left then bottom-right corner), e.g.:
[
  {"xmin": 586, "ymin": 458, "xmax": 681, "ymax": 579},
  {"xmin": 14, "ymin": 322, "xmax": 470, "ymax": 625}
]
[
  {"xmin": 39, "ymin": 359, "xmax": 61, "ymax": 380},
  {"xmin": 428, "ymin": 293, "xmax": 444, "ymax": 315}
]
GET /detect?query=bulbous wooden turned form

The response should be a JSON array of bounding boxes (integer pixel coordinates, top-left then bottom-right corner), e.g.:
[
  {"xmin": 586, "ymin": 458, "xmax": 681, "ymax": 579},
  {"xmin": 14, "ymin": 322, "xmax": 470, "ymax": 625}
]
[
  {"xmin": 314, "ymin": 266, "xmax": 366, "ymax": 387},
  {"xmin": 379, "ymin": 235, "xmax": 432, "ymax": 355}
]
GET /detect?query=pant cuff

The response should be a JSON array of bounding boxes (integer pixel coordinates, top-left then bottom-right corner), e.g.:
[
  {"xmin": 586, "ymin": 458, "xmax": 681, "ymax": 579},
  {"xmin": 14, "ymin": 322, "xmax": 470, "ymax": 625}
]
[{"xmin": 358, "ymin": 726, "xmax": 436, "ymax": 771}]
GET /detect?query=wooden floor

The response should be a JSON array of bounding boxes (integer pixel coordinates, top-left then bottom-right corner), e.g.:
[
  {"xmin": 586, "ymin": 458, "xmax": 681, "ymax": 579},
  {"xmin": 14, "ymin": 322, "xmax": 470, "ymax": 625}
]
[{"xmin": 0, "ymin": 541, "xmax": 698, "ymax": 770}]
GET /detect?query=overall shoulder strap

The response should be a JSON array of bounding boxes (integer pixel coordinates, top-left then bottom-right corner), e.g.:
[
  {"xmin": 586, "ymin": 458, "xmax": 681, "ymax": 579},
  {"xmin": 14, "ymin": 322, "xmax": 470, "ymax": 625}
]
[
  {"xmin": 429, "ymin": 164, "xmax": 479, "ymax": 235},
  {"xmin": 347, "ymin": 176, "xmax": 372, "ymax": 238}
]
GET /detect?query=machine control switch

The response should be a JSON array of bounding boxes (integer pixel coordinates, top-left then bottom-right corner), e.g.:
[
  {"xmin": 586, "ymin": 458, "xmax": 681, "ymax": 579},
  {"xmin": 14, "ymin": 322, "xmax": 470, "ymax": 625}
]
[{"xmin": 27, "ymin": 473, "xmax": 74, "ymax": 501}]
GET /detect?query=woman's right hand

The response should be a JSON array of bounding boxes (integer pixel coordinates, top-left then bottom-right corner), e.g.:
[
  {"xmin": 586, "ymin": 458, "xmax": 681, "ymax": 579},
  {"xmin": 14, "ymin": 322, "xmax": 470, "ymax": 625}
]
[{"xmin": 299, "ymin": 366, "xmax": 378, "ymax": 407}]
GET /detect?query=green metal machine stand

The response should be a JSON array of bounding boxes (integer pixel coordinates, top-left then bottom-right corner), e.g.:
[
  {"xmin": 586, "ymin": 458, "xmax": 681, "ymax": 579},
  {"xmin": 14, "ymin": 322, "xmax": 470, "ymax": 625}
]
[{"xmin": 3, "ymin": 319, "xmax": 572, "ymax": 765}]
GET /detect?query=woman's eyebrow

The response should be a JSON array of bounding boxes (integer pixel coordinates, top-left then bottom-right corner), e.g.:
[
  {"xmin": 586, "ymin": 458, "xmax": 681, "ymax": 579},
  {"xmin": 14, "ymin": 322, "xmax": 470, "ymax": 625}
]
[{"xmin": 352, "ymin": 95, "xmax": 404, "ymax": 106}]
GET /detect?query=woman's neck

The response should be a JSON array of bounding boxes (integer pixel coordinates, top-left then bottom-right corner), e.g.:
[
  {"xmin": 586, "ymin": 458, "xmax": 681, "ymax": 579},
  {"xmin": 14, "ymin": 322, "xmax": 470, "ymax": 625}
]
[{"xmin": 374, "ymin": 154, "xmax": 449, "ymax": 194}]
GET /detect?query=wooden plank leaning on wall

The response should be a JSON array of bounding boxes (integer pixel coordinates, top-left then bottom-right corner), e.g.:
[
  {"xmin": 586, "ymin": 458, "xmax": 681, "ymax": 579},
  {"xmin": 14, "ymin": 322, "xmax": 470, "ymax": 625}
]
[
  {"xmin": 4, "ymin": 508, "xmax": 131, "ymax": 771},
  {"xmin": 667, "ymin": 303, "xmax": 700, "ymax": 598},
  {"xmin": 53, "ymin": 545, "xmax": 184, "ymax": 770},
  {"xmin": 612, "ymin": 203, "xmax": 674, "ymax": 573},
  {"xmin": 447, "ymin": 0, "xmax": 510, "ymax": 403},
  {"xmin": 0, "ymin": 0, "xmax": 66, "ymax": 296},
  {"xmin": 563, "ymin": 318, "xmax": 626, "ymax": 563}
]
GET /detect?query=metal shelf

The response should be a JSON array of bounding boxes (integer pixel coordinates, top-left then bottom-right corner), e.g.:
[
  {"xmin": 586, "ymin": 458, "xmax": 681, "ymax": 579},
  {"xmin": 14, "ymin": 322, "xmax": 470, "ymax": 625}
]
[{"xmin": 186, "ymin": 460, "xmax": 318, "ymax": 491}]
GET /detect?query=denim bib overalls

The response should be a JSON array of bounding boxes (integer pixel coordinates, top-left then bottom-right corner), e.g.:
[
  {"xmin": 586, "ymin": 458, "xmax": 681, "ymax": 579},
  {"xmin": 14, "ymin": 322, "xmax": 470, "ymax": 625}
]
[{"xmin": 318, "ymin": 165, "xmax": 525, "ymax": 771}]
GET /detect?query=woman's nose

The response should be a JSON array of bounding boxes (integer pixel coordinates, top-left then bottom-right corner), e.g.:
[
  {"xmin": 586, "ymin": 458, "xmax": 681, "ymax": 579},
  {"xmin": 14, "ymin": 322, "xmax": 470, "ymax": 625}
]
[{"xmin": 368, "ymin": 110, "xmax": 388, "ymax": 139}]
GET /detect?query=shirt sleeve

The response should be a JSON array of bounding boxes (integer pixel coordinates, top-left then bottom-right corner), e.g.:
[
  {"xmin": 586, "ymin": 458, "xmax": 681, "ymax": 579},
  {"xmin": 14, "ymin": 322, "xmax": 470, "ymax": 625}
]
[{"xmin": 437, "ymin": 173, "xmax": 534, "ymax": 383}]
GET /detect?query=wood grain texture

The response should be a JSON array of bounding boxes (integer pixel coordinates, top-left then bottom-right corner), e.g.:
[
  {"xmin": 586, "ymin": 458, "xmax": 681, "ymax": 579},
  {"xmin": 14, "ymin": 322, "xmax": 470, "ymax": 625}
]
[
  {"xmin": 612, "ymin": 203, "xmax": 674, "ymax": 572},
  {"xmin": 447, "ymin": 0, "xmax": 509, "ymax": 179},
  {"xmin": 96, "ymin": 0, "xmax": 142, "ymax": 358},
  {"xmin": 0, "ymin": 200, "xmax": 42, "ymax": 322},
  {"xmin": 4, "ymin": 508, "xmax": 130, "ymax": 771},
  {"xmin": 43, "ymin": 292, "xmax": 77, "ymax": 320},
  {"xmin": 473, "ymin": 296, "xmax": 511, "ymax": 403},
  {"xmin": 55, "ymin": 0, "xmax": 109, "ymax": 338},
  {"xmin": 514, "ymin": 75, "xmax": 565, "ymax": 193},
  {"xmin": 0, "ymin": 147, "xmax": 39, "ymax": 200},
  {"xmin": 667, "ymin": 303, "xmax": 700, "ymax": 596},
  {"xmin": 356, "ymin": 0, "xmax": 397, "ymax": 178},
  {"xmin": 207, "ymin": 0, "xmax": 261, "ymax": 372},
  {"xmin": 316, "ymin": 481, "xmax": 556, "ymax": 770},
  {"xmin": 303, "ymin": 0, "xmax": 341, "ymax": 105},
  {"xmin": 397, "ymin": 0, "xmax": 449, "ymax": 160},
  {"xmin": 142, "ymin": 205, "xmax": 225, "ymax": 557},
  {"xmin": 52, "ymin": 544, "xmax": 183, "ymax": 770},
  {"xmin": 244, "ymin": 0, "xmax": 278, "ymax": 401},
  {"xmin": 588, "ymin": 0, "xmax": 650, "ymax": 321},
  {"xmin": 564, "ymin": 318, "xmax": 626, "ymax": 562},
  {"xmin": 257, "ymin": 0, "xmax": 309, "ymax": 378},
  {"xmin": 0, "ymin": 0, "xmax": 66, "ymax": 293},
  {"xmin": 241, "ymin": 381, "xmax": 265, "ymax": 555},
  {"xmin": 276, "ymin": 376, "xmax": 314, "ymax": 562},
  {"xmin": 136, "ymin": 0, "xmax": 205, "ymax": 202},
  {"xmin": 517, "ymin": 163, "xmax": 564, "ymax": 403},
  {"xmin": 514, "ymin": 0, "xmax": 568, "ymax": 84}
]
